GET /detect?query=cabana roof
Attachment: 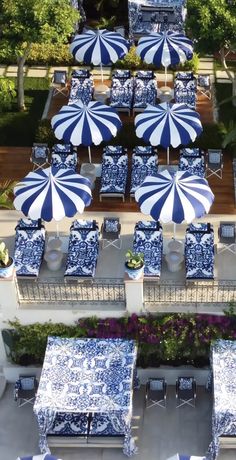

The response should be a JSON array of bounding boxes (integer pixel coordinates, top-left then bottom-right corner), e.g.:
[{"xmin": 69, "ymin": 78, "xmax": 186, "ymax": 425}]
[{"xmin": 34, "ymin": 336, "xmax": 137, "ymax": 414}]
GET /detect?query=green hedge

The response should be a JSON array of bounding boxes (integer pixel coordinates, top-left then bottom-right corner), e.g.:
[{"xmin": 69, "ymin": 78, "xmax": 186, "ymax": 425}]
[{"xmin": 4, "ymin": 312, "xmax": 236, "ymax": 367}]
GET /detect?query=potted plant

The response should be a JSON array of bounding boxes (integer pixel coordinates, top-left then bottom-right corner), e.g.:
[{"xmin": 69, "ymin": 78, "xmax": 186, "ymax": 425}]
[
  {"xmin": 125, "ymin": 249, "xmax": 144, "ymax": 280},
  {"xmin": 0, "ymin": 241, "xmax": 14, "ymax": 278}
]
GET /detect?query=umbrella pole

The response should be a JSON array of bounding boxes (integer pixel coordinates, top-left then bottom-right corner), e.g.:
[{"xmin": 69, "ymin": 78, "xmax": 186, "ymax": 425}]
[
  {"xmin": 165, "ymin": 66, "xmax": 167, "ymax": 86},
  {"xmin": 88, "ymin": 146, "xmax": 92, "ymax": 163},
  {"xmin": 100, "ymin": 63, "xmax": 104, "ymax": 83},
  {"xmin": 173, "ymin": 222, "xmax": 176, "ymax": 239},
  {"xmin": 56, "ymin": 222, "xmax": 60, "ymax": 238},
  {"xmin": 167, "ymin": 146, "xmax": 170, "ymax": 165}
]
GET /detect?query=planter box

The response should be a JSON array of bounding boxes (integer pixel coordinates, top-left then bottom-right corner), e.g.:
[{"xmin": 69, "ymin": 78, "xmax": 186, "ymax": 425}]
[{"xmin": 3, "ymin": 361, "xmax": 42, "ymax": 383}]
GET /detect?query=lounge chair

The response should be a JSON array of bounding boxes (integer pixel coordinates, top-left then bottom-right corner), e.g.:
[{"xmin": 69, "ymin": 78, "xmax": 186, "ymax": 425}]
[
  {"xmin": 109, "ymin": 69, "xmax": 134, "ymax": 116},
  {"xmin": 133, "ymin": 70, "xmax": 158, "ymax": 113},
  {"xmin": 68, "ymin": 70, "xmax": 94, "ymax": 105},
  {"xmin": 130, "ymin": 146, "xmax": 159, "ymax": 198},
  {"xmin": 51, "ymin": 143, "xmax": 77, "ymax": 170},
  {"xmin": 99, "ymin": 147, "xmax": 128, "ymax": 202},
  {"xmin": 176, "ymin": 376, "xmax": 196, "ymax": 408},
  {"xmin": 179, "ymin": 150, "xmax": 205, "ymax": 177},
  {"xmin": 14, "ymin": 219, "xmax": 45, "ymax": 278},
  {"xmin": 185, "ymin": 223, "xmax": 214, "ymax": 280},
  {"xmin": 133, "ymin": 220, "xmax": 163, "ymax": 278},
  {"xmin": 64, "ymin": 220, "xmax": 99, "ymax": 278},
  {"xmin": 174, "ymin": 72, "xmax": 197, "ymax": 109}
]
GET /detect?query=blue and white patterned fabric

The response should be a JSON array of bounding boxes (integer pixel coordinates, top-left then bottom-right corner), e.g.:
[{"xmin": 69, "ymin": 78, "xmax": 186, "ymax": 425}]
[
  {"xmin": 130, "ymin": 152, "xmax": 158, "ymax": 195},
  {"xmin": 103, "ymin": 145, "xmax": 125, "ymax": 155},
  {"xmin": 14, "ymin": 220, "xmax": 45, "ymax": 277},
  {"xmin": 99, "ymin": 152, "xmax": 128, "ymax": 198},
  {"xmin": 135, "ymin": 170, "xmax": 214, "ymax": 224},
  {"xmin": 135, "ymin": 70, "xmax": 155, "ymax": 79},
  {"xmin": 110, "ymin": 78, "xmax": 134, "ymax": 111},
  {"xmin": 133, "ymin": 220, "xmax": 163, "ymax": 277},
  {"xmin": 68, "ymin": 77, "xmax": 93, "ymax": 105},
  {"xmin": 174, "ymin": 86, "xmax": 196, "ymax": 109},
  {"xmin": 70, "ymin": 30, "xmax": 130, "ymax": 66},
  {"xmin": 133, "ymin": 78, "xmax": 157, "ymax": 109},
  {"xmin": 16, "ymin": 455, "xmax": 59, "ymax": 460},
  {"xmin": 206, "ymin": 340, "xmax": 236, "ymax": 460},
  {"xmin": 179, "ymin": 155, "xmax": 205, "ymax": 177},
  {"xmin": 64, "ymin": 220, "xmax": 99, "ymax": 277},
  {"xmin": 180, "ymin": 148, "xmax": 202, "ymax": 158},
  {"xmin": 14, "ymin": 167, "xmax": 92, "ymax": 222},
  {"xmin": 112, "ymin": 69, "xmax": 131, "ymax": 83},
  {"xmin": 133, "ymin": 146, "xmax": 155, "ymax": 155},
  {"xmin": 51, "ymin": 144, "xmax": 77, "ymax": 170},
  {"xmin": 34, "ymin": 337, "xmax": 138, "ymax": 456},
  {"xmin": 51, "ymin": 101, "xmax": 122, "ymax": 149},
  {"xmin": 135, "ymin": 102, "xmax": 203, "ymax": 148},
  {"xmin": 136, "ymin": 31, "xmax": 193, "ymax": 68},
  {"xmin": 71, "ymin": 69, "xmax": 91, "ymax": 79},
  {"xmin": 185, "ymin": 223, "xmax": 214, "ymax": 280}
]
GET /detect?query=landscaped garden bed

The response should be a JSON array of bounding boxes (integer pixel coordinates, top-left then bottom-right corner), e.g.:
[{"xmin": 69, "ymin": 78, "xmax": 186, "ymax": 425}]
[{"xmin": 3, "ymin": 312, "xmax": 236, "ymax": 367}]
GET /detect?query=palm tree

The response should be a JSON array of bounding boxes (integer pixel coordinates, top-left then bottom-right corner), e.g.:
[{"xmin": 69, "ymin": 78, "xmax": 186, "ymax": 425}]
[{"xmin": 0, "ymin": 180, "xmax": 15, "ymax": 209}]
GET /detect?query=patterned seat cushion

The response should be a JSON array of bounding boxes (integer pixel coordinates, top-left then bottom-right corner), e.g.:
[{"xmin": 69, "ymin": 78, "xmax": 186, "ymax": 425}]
[
  {"xmin": 178, "ymin": 377, "xmax": 193, "ymax": 390},
  {"xmin": 72, "ymin": 219, "xmax": 97, "ymax": 230},
  {"xmin": 130, "ymin": 154, "xmax": 158, "ymax": 194},
  {"xmin": 110, "ymin": 78, "xmax": 133, "ymax": 109},
  {"xmin": 33, "ymin": 146, "xmax": 47, "ymax": 159},
  {"xmin": 48, "ymin": 412, "xmax": 124, "ymax": 437},
  {"xmin": 52, "ymin": 144, "xmax": 72, "ymax": 153},
  {"xmin": 69, "ymin": 77, "xmax": 93, "ymax": 105},
  {"xmin": 198, "ymin": 75, "xmax": 210, "ymax": 87},
  {"xmin": 103, "ymin": 145, "xmax": 124, "ymax": 155},
  {"xmin": 16, "ymin": 218, "xmax": 42, "ymax": 229},
  {"xmin": 20, "ymin": 377, "xmax": 35, "ymax": 390},
  {"xmin": 179, "ymin": 156, "xmax": 205, "ymax": 177},
  {"xmin": 133, "ymin": 78, "xmax": 157, "ymax": 108},
  {"xmin": 133, "ymin": 146, "xmax": 155, "ymax": 155},
  {"xmin": 104, "ymin": 218, "xmax": 119, "ymax": 233},
  {"xmin": 135, "ymin": 70, "xmax": 155, "ymax": 79},
  {"xmin": 100, "ymin": 153, "xmax": 128, "ymax": 195},
  {"xmin": 65, "ymin": 225, "xmax": 99, "ymax": 277},
  {"xmin": 133, "ymin": 222, "xmax": 163, "ymax": 277},
  {"xmin": 71, "ymin": 69, "xmax": 91, "ymax": 79},
  {"xmin": 14, "ymin": 228, "xmax": 45, "ymax": 277},
  {"xmin": 180, "ymin": 148, "xmax": 202, "ymax": 158},
  {"xmin": 185, "ymin": 225, "xmax": 214, "ymax": 279},
  {"xmin": 51, "ymin": 152, "xmax": 77, "ymax": 170}
]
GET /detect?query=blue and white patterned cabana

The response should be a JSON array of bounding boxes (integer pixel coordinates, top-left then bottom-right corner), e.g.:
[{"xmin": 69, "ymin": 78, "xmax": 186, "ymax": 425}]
[
  {"xmin": 34, "ymin": 337, "xmax": 138, "ymax": 456},
  {"xmin": 206, "ymin": 340, "xmax": 236, "ymax": 460}
]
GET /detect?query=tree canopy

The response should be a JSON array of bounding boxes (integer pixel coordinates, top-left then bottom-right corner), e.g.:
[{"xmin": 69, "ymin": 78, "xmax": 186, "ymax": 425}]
[{"xmin": 0, "ymin": 0, "xmax": 80, "ymax": 110}]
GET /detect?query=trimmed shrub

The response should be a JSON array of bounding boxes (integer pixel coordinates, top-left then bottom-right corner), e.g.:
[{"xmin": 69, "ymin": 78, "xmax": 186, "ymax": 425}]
[
  {"xmin": 27, "ymin": 43, "xmax": 74, "ymax": 66},
  {"xmin": 0, "ymin": 78, "xmax": 16, "ymax": 112}
]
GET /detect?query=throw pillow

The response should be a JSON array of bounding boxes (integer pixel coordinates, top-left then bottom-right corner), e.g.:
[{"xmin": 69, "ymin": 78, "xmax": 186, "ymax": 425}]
[
  {"xmin": 221, "ymin": 225, "xmax": 234, "ymax": 238},
  {"xmin": 34, "ymin": 146, "xmax": 46, "ymax": 159},
  {"xmin": 179, "ymin": 377, "xmax": 193, "ymax": 390},
  {"xmin": 150, "ymin": 379, "xmax": 163, "ymax": 391},
  {"xmin": 20, "ymin": 377, "xmax": 35, "ymax": 390},
  {"xmin": 105, "ymin": 219, "xmax": 119, "ymax": 232}
]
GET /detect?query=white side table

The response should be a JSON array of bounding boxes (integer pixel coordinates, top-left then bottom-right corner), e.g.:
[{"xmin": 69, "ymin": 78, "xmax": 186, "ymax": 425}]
[
  {"xmin": 44, "ymin": 250, "xmax": 63, "ymax": 271},
  {"xmin": 165, "ymin": 251, "xmax": 184, "ymax": 272},
  {"xmin": 167, "ymin": 239, "xmax": 183, "ymax": 253}
]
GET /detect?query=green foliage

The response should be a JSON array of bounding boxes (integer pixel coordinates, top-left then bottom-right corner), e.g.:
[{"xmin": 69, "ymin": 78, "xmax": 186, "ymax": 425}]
[
  {"xmin": 96, "ymin": 16, "xmax": 117, "ymax": 30},
  {"xmin": 5, "ymin": 313, "xmax": 236, "ymax": 366},
  {"xmin": 0, "ymin": 241, "xmax": 9, "ymax": 267},
  {"xmin": 27, "ymin": 43, "xmax": 73, "ymax": 66},
  {"xmin": 125, "ymin": 250, "xmax": 144, "ymax": 269},
  {"xmin": 186, "ymin": 0, "xmax": 236, "ymax": 54},
  {"xmin": 0, "ymin": 78, "xmax": 16, "ymax": 112},
  {"xmin": 177, "ymin": 52, "xmax": 199, "ymax": 73},
  {"xmin": 117, "ymin": 45, "xmax": 150, "ymax": 70},
  {"xmin": 35, "ymin": 119, "xmax": 57, "ymax": 146},
  {"xmin": 0, "ymin": 180, "xmax": 15, "ymax": 209},
  {"xmin": 192, "ymin": 124, "xmax": 224, "ymax": 150}
]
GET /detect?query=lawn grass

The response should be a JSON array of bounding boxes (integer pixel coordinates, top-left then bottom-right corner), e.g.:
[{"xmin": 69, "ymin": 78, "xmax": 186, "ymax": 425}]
[{"xmin": 0, "ymin": 77, "xmax": 49, "ymax": 146}]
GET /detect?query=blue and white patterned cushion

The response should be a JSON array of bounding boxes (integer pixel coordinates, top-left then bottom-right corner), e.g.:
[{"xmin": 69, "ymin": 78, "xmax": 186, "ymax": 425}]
[
  {"xmin": 176, "ymin": 72, "xmax": 194, "ymax": 80},
  {"xmin": 17, "ymin": 218, "xmax": 42, "ymax": 229},
  {"xmin": 133, "ymin": 78, "xmax": 157, "ymax": 108},
  {"xmin": 198, "ymin": 75, "xmax": 210, "ymax": 87},
  {"xmin": 188, "ymin": 223, "xmax": 212, "ymax": 233},
  {"xmin": 103, "ymin": 145, "xmax": 124, "ymax": 155},
  {"xmin": 71, "ymin": 69, "xmax": 91, "ymax": 79},
  {"xmin": 130, "ymin": 154, "xmax": 158, "ymax": 194},
  {"xmin": 174, "ymin": 87, "xmax": 196, "ymax": 109},
  {"xmin": 113, "ymin": 69, "xmax": 131, "ymax": 81},
  {"xmin": 135, "ymin": 221, "xmax": 160, "ymax": 230},
  {"xmin": 69, "ymin": 77, "xmax": 93, "ymax": 105},
  {"xmin": 20, "ymin": 377, "xmax": 35, "ymax": 390},
  {"xmin": 180, "ymin": 148, "xmax": 201, "ymax": 158},
  {"xmin": 100, "ymin": 153, "xmax": 128, "ymax": 195},
  {"xmin": 135, "ymin": 70, "xmax": 154, "ymax": 79},
  {"xmin": 179, "ymin": 156, "xmax": 205, "ymax": 177},
  {"xmin": 133, "ymin": 146, "xmax": 154, "ymax": 155},
  {"xmin": 90, "ymin": 413, "xmax": 124, "ymax": 436},
  {"xmin": 52, "ymin": 143, "xmax": 72, "ymax": 153},
  {"xmin": 179, "ymin": 377, "xmax": 193, "ymax": 390},
  {"xmin": 65, "ymin": 225, "xmax": 99, "ymax": 277},
  {"xmin": 48, "ymin": 412, "xmax": 89, "ymax": 436},
  {"xmin": 185, "ymin": 224, "xmax": 214, "ymax": 279},
  {"xmin": 133, "ymin": 222, "xmax": 163, "ymax": 277},
  {"xmin": 110, "ymin": 78, "xmax": 133, "ymax": 109},
  {"xmin": 34, "ymin": 146, "xmax": 47, "ymax": 159},
  {"xmin": 72, "ymin": 219, "xmax": 97, "ymax": 230},
  {"xmin": 150, "ymin": 379, "xmax": 163, "ymax": 391},
  {"xmin": 14, "ymin": 227, "xmax": 45, "ymax": 277},
  {"xmin": 51, "ymin": 152, "xmax": 77, "ymax": 170},
  {"xmin": 104, "ymin": 219, "xmax": 119, "ymax": 232}
]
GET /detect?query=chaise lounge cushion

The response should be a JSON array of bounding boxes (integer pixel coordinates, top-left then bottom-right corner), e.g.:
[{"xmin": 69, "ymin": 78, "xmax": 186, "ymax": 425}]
[
  {"xmin": 99, "ymin": 153, "xmax": 128, "ymax": 196},
  {"xmin": 130, "ymin": 153, "xmax": 158, "ymax": 194},
  {"xmin": 133, "ymin": 220, "xmax": 163, "ymax": 277},
  {"xmin": 14, "ymin": 225, "xmax": 45, "ymax": 277},
  {"xmin": 185, "ymin": 224, "xmax": 214, "ymax": 279}
]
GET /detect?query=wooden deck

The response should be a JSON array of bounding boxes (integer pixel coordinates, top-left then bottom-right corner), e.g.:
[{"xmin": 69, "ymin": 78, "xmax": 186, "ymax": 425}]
[{"xmin": 0, "ymin": 80, "xmax": 234, "ymax": 215}]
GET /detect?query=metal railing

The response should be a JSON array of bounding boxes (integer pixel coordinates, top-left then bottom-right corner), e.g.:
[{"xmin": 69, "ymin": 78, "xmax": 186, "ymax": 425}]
[
  {"xmin": 16, "ymin": 277, "xmax": 125, "ymax": 306},
  {"xmin": 144, "ymin": 280, "xmax": 236, "ymax": 306}
]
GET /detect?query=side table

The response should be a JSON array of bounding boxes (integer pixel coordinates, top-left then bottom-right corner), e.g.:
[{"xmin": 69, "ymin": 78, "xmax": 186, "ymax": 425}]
[
  {"xmin": 165, "ymin": 251, "xmax": 184, "ymax": 272},
  {"xmin": 44, "ymin": 249, "xmax": 63, "ymax": 271}
]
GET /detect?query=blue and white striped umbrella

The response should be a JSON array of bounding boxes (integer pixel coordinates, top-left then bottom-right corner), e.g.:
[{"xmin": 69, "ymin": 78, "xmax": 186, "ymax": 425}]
[
  {"xmin": 136, "ymin": 31, "xmax": 193, "ymax": 68},
  {"xmin": 70, "ymin": 29, "xmax": 130, "ymax": 81},
  {"xmin": 135, "ymin": 170, "xmax": 214, "ymax": 224},
  {"xmin": 51, "ymin": 100, "xmax": 122, "ymax": 163},
  {"xmin": 13, "ymin": 167, "xmax": 92, "ymax": 222},
  {"xmin": 135, "ymin": 102, "xmax": 203, "ymax": 164}
]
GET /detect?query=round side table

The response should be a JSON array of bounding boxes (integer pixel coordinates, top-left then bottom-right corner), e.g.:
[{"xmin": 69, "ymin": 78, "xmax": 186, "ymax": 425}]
[
  {"xmin": 44, "ymin": 250, "xmax": 63, "ymax": 271},
  {"xmin": 165, "ymin": 251, "xmax": 184, "ymax": 272}
]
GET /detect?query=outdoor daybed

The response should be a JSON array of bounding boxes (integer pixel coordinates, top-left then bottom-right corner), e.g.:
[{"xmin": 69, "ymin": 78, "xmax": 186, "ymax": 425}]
[{"xmin": 34, "ymin": 337, "xmax": 138, "ymax": 456}]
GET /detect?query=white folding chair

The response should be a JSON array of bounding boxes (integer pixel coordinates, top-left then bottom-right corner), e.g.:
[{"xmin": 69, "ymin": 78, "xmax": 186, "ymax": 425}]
[
  {"xmin": 197, "ymin": 74, "xmax": 212, "ymax": 100},
  {"xmin": 205, "ymin": 149, "xmax": 223, "ymax": 179},
  {"xmin": 52, "ymin": 70, "xmax": 69, "ymax": 97}
]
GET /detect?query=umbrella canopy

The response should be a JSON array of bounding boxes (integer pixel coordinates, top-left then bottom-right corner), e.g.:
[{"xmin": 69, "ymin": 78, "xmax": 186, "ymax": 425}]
[
  {"xmin": 13, "ymin": 167, "xmax": 92, "ymax": 222},
  {"xmin": 135, "ymin": 169, "xmax": 214, "ymax": 225},
  {"xmin": 70, "ymin": 29, "xmax": 130, "ymax": 81},
  {"xmin": 51, "ymin": 100, "xmax": 122, "ymax": 163},
  {"xmin": 134, "ymin": 102, "xmax": 203, "ymax": 164},
  {"xmin": 136, "ymin": 31, "xmax": 193, "ymax": 84}
]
